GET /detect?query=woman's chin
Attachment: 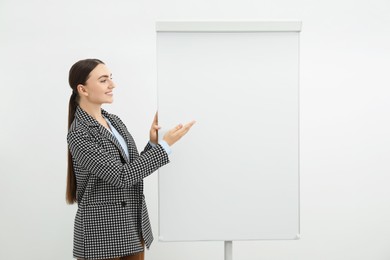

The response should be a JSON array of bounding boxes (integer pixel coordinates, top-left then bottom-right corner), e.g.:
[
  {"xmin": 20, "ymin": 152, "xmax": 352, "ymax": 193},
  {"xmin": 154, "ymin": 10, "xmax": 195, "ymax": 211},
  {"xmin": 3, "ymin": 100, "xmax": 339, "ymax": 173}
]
[{"xmin": 105, "ymin": 98, "xmax": 114, "ymax": 104}]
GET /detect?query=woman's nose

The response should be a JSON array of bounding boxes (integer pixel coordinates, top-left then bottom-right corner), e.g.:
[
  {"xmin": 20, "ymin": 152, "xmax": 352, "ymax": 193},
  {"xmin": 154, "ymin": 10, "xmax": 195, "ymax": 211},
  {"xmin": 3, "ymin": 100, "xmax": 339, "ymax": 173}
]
[{"xmin": 109, "ymin": 79, "xmax": 116, "ymax": 88}]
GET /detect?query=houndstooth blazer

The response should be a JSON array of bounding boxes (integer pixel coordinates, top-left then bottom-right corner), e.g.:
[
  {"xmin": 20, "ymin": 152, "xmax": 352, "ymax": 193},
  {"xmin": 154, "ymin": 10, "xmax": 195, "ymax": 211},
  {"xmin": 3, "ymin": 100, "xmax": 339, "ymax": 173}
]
[{"xmin": 68, "ymin": 106, "xmax": 170, "ymax": 259}]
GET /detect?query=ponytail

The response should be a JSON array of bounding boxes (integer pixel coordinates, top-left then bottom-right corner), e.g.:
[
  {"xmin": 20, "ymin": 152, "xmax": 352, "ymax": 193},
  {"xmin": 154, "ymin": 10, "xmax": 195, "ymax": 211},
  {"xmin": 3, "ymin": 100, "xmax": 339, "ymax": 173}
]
[
  {"xmin": 66, "ymin": 58, "xmax": 104, "ymax": 204},
  {"xmin": 66, "ymin": 91, "xmax": 78, "ymax": 204}
]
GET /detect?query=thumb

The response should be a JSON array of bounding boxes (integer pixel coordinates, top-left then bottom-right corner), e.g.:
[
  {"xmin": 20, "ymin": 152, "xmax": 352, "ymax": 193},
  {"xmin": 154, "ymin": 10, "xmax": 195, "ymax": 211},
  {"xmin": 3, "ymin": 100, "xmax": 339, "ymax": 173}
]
[{"xmin": 171, "ymin": 124, "xmax": 183, "ymax": 133}]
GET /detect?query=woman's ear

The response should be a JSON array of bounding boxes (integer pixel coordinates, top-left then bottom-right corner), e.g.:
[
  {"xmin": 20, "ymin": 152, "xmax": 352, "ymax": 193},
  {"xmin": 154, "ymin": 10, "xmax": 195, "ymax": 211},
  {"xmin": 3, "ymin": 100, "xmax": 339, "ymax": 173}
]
[{"xmin": 77, "ymin": 84, "xmax": 88, "ymax": 97}]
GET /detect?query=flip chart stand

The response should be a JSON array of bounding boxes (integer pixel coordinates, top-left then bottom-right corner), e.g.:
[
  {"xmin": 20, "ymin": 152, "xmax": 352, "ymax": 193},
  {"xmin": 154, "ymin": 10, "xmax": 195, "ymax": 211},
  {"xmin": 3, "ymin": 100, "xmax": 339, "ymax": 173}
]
[{"xmin": 225, "ymin": 241, "xmax": 232, "ymax": 260}]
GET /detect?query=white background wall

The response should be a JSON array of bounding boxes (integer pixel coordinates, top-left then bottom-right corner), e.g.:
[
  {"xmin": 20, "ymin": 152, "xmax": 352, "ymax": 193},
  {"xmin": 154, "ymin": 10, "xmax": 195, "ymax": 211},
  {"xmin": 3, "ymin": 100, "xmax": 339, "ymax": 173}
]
[{"xmin": 0, "ymin": 0, "xmax": 389, "ymax": 259}]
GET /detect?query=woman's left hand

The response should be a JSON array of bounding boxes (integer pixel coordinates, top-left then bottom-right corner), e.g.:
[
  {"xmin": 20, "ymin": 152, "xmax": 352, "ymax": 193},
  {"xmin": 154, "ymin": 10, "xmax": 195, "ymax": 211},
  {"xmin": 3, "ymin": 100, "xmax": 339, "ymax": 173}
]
[{"xmin": 149, "ymin": 112, "xmax": 161, "ymax": 145}]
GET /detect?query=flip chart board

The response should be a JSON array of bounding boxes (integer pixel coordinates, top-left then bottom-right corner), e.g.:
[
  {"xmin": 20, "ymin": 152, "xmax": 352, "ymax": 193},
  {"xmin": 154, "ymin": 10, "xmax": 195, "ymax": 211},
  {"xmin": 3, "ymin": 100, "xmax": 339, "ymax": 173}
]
[{"xmin": 157, "ymin": 21, "xmax": 301, "ymax": 241}]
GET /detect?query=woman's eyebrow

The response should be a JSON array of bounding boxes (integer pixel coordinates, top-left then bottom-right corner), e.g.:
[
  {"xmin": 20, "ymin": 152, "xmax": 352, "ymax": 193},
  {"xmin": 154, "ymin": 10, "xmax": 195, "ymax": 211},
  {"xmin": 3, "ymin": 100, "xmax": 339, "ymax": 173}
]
[{"xmin": 98, "ymin": 74, "xmax": 112, "ymax": 79}]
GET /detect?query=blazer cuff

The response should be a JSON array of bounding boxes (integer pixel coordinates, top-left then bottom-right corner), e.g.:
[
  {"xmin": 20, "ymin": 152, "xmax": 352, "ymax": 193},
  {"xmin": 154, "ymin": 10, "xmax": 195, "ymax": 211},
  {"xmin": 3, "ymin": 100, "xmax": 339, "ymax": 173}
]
[
  {"xmin": 159, "ymin": 140, "xmax": 172, "ymax": 155},
  {"xmin": 149, "ymin": 140, "xmax": 171, "ymax": 155}
]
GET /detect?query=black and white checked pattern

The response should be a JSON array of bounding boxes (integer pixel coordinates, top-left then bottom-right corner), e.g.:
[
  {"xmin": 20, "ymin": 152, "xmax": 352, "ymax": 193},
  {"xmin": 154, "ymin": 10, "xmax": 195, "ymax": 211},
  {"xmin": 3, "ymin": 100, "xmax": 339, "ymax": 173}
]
[{"xmin": 68, "ymin": 106, "xmax": 170, "ymax": 259}]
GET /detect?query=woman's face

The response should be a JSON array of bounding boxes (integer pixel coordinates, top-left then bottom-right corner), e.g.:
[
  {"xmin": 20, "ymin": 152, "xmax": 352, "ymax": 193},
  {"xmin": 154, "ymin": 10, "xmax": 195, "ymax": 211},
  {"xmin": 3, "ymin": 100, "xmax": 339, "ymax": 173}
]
[{"xmin": 79, "ymin": 63, "xmax": 115, "ymax": 105}]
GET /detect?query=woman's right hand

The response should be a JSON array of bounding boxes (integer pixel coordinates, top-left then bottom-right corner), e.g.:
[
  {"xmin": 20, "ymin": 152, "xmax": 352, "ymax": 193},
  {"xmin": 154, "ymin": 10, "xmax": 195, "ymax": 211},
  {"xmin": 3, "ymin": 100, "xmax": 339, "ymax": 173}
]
[{"xmin": 163, "ymin": 120, "xmax": 196, "ymax": 146}]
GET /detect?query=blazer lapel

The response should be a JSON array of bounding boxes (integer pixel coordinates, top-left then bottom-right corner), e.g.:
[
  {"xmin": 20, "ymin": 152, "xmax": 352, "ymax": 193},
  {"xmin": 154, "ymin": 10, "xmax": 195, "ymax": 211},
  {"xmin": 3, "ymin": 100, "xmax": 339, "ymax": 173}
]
[
  {"xmin": 99, "ymin": 124, "xmax": 130, "ymax": 164},
  {"xmin": 102, "ymin": 109, "xmax": 139, "ymax": 161},
  {"xmin": 75, "ymin": 107, "xmax": 130, "ymax": 163}
]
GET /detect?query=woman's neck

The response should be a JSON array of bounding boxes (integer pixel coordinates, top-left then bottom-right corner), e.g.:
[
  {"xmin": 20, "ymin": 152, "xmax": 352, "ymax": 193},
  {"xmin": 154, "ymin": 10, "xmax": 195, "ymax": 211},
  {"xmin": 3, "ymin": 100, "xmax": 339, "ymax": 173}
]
[{"xmin": 79, "ymin": 101, "xmax": 103, "ymax": 121}]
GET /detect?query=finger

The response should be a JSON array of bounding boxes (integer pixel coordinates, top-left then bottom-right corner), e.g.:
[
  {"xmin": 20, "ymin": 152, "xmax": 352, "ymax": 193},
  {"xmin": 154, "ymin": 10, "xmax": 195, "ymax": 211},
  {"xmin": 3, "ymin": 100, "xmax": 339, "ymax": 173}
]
[
  {"xmin": 183, "ymin": 120, "xmax": 196, "ymax": 130},
  {"xmin": 175, "ymin": 124, "xmax": 183, "ymax": 130},
  {"xmin": 177, "ymin": 121, "xmax": 196, "ymax": 135},
  {"xmin": 169, "ymin": 124, "xmax": 182, "ymax": 135},
  {"xmin": 153, "ymin": 111, "xmax": 158, "ymax": 124}
]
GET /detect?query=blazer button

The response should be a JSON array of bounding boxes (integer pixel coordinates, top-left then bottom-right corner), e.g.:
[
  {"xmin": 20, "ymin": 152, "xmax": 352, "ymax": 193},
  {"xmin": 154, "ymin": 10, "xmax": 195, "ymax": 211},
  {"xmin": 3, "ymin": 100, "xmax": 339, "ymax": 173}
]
[{"xmin": 121, "ymin": 201, "xmax": 127, "ymax": 207}]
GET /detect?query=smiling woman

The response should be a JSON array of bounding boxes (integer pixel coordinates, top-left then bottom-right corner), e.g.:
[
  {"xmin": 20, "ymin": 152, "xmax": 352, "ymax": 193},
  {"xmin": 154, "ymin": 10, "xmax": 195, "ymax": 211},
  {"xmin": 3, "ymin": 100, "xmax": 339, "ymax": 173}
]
[{"xmin": 66, "ymin": 59, "xmax": 195, "ymax": 260}]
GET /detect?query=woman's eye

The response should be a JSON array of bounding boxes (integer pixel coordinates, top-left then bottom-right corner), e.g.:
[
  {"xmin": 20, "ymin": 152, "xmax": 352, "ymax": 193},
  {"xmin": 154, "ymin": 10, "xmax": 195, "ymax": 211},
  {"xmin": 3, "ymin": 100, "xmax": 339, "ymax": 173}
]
[{"xmin": 100, "ymin": 80, "xmax": 107, "ymax": 83}]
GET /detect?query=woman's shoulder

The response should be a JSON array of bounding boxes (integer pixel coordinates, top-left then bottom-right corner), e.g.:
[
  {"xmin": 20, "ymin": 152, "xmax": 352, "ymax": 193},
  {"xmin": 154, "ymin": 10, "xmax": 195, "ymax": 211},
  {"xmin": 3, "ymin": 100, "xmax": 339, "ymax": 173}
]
[
  {"xmin": 67, "ymin": 107, "xmax": 97, "ymax": 140},
  {"xmin": 68, "ymin": 117, "xmax": 86, "ymax": 131},
  {"xmin": 67, "ymin": 117, "xmax": 91, "ymax": 141}
]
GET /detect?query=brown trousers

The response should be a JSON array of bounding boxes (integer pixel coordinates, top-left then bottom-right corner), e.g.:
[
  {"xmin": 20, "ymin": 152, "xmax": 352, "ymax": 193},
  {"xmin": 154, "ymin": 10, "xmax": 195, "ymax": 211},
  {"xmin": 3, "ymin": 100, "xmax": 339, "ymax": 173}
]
[
  {"xmin": 104, "ymin": 249, "xmax": 144, "ymax": 260},
  {"xmin": 78, "ymin": 241, "xmax": 145, "ymax": 260}
]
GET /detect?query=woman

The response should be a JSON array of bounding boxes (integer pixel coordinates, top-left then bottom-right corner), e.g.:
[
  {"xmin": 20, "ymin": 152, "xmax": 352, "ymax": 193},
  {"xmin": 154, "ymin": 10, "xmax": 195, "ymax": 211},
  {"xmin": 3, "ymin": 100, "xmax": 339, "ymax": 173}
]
[{"xmin": 66, "ymin": 59, "xmax": 195, "ymax": 260}]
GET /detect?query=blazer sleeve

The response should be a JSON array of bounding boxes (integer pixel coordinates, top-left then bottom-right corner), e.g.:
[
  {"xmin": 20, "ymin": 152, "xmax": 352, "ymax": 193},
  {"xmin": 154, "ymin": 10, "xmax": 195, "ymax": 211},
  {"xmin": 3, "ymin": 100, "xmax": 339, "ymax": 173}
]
[
  {"xmin": 68, "ymin": 130, "xmax": 170, "ymax": 188},
  {"xmin": 141, "ymin": 142, "xmax": 154, "ymax": 155}
]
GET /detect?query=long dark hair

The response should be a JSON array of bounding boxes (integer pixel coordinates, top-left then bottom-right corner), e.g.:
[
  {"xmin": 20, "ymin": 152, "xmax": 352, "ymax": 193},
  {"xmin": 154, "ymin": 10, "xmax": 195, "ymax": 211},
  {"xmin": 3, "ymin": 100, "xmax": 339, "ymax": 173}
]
[{"xmin": 66, "ymin": 58, "xmax": 104, "ymax": 204}]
